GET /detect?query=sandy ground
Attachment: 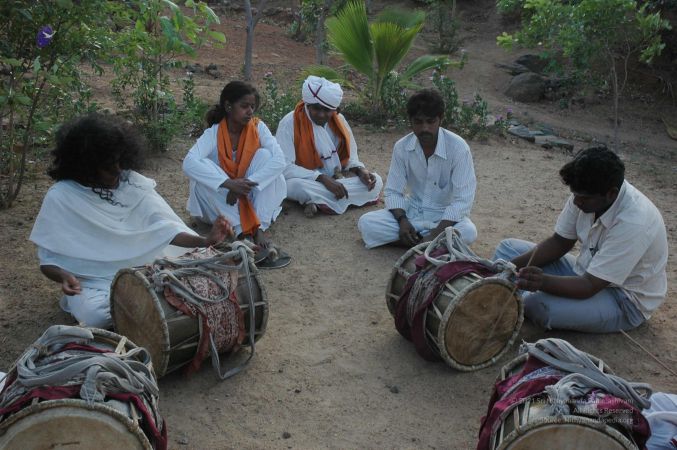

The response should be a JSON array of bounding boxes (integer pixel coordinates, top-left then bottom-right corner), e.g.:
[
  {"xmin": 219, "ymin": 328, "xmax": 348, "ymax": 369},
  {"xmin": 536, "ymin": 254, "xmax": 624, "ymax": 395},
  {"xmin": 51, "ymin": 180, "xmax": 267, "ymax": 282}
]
[{"xmin": 1, "ymin": 1, "xmax": 675, "ymax": 449}]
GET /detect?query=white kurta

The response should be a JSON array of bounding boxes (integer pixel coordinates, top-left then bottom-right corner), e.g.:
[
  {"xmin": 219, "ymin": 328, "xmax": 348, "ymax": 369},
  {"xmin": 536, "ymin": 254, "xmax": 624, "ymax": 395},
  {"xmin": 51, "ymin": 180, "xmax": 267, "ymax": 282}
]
[
  {"xmin": 275, "ymin": 108, "xmax": 382, "ymax": 214},
  {"xmin": 183, "ymin": 120, "xmax": 286, "ymax": 234},
  {"xmin": 358, "ymin": 128, "xmax": 477, "ymax": 248},
  {"xmin": 29, "ymin": 171, "xmax": 195, "ymax": 328}
]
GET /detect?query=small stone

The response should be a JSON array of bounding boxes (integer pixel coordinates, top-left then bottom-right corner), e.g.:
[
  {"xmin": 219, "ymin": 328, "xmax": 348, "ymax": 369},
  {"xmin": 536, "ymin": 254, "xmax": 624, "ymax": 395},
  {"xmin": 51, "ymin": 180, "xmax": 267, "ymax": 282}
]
[
  {"xmin": 294, "ymin": 388, "xmax": 301, "ymax": 393},
  {"xmin": 178, "ymin": 437, "xmax": 189, "ymax": 445},
  {"xmin": 282, "ymin": 432, "xmax": 292, "ymax": 439},
  {"xmin": 389, "ymin": 385, "xmax": 399, "ymax": 394}
]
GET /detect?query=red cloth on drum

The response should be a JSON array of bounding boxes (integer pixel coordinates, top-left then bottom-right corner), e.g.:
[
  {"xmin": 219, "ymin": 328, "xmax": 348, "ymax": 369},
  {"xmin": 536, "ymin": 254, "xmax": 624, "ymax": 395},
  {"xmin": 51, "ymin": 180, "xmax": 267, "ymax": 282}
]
[
  {"xmin": 394, "ymin": 260, "xmax": 495, "ymax": 361},
  {"xmin": 164, "ymin": 284, "xmax": 245, "ymax": 377},
  {"xmin": 476, "ymin": 356, "xmax": 651, "ymax": 450},
  {"xmin": 0, "ymin": 385, "xmax": 168, "ymax": 450}
]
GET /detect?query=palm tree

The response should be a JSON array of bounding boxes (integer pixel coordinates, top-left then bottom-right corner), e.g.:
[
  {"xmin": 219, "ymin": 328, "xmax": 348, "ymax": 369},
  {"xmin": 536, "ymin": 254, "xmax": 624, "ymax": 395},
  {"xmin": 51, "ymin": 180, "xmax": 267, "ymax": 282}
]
[{"xmin": 323, "ymin": 1, "xmax": 448, "ymax": 113}]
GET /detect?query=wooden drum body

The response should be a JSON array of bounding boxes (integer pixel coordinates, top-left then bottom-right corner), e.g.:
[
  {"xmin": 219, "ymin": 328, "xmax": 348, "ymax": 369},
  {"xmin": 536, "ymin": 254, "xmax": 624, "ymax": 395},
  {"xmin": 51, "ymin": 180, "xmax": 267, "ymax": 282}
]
[
  {"xmin": 110, "ymin": 249, "xmax": 268, "ymax": 378},
  {"xmin": 386, "ymin": 243, "xmax": 524, "ymax": 371},
  {"xmin": 491, "ymin": 354, "xmax": 637, "ymax": 450},
  {"xmin": 0, "ymin": 328, "xmax": 161, "ymax": 450}
]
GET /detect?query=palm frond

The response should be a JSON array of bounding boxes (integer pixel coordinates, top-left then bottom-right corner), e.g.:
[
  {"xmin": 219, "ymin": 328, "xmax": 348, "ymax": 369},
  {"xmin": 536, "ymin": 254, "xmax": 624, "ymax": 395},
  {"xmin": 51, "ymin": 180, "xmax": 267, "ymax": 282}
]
[
  {"xmin": 371, "ymin": 22, "xmax": 423, "ymax": 81},
  {"xmin": 326, "ymin": 0, "xmax": 373, "ymax": 78},
  {"xmin": 400, "ymin": 55, "xmax": 451, "ymax": 82},
  {"xmin": 376, "ymin": 7, "xmax": 425, "ymax": 29}
]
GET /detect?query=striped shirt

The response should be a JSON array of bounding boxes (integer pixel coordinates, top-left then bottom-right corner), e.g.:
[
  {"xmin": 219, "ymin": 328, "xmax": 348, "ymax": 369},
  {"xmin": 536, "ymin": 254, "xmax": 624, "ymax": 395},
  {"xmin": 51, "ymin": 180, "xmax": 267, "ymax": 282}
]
[{"xmin": 384, "ymin": 128, "xmax": 476, "ymax": 222}]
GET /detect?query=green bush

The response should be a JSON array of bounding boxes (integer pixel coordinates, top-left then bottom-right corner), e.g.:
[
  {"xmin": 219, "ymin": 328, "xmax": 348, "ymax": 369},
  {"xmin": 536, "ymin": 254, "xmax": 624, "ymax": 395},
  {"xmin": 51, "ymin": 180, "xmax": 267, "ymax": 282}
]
[
  {"xmin": 432, "ymin": 71, "xmax": 489, "ymax": 139},
  {"xmin": 257, "ymin": 75, "xmax": 298, "ymax": 134}
]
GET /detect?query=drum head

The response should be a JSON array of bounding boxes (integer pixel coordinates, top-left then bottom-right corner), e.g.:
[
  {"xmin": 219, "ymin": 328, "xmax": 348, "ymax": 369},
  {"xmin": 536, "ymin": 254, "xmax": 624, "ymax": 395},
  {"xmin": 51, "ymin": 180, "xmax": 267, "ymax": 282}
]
[
  {"xmin": 441, "ymin": 278, "xmax": 522, "ymax": 368},
  {"xmin": 500, "ymin": 421, "xmax": 634, "ymax": 450},
  {"xmin": 0, "ymin": 400, "xmax": 151, "ymax": 450},
  {"xmin": 111, "ymin": 270, "xmax": 170, "ymax": 377}
]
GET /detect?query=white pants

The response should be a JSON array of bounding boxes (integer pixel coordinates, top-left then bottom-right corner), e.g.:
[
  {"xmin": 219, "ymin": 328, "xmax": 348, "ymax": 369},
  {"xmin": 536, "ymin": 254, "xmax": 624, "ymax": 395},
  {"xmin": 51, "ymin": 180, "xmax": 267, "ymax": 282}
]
[
  {"xmin": 60, "ymin": 285, "xmax": 112, "ymax": 329},
  {"xmin": 188, "ymin": 148, "xmax": 286, "ymax": 235},
  {"xmin": 286, "ymin": 173, "xmax": 383, "ymax": 214},
  {"xmin": 357, "ymin": 207, "xmax": 477, "ymax": 248}
]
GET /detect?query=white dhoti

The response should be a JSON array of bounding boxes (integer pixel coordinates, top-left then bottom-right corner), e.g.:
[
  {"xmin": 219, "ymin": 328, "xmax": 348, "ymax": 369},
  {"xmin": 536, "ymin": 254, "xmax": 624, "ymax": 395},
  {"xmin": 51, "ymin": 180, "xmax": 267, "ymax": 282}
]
[
  {"xmin": 286, "ymin": 174, "xmax": 382, "ymax": 214},
  {"xmin": 357, "ymin": 206, "xmax": 477, "ymax": 249},
  {"xmin": 187, "ymin": 147, "xmax": 286, "ymax": 235}
]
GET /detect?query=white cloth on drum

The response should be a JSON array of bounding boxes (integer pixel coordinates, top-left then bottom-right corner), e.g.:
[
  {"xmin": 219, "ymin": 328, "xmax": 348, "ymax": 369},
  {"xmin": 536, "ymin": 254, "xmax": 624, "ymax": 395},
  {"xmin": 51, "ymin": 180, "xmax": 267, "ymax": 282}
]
[
  {"xmin": 302, "ymin": 75, "xmax": 343, "ymax": 110},
  {"xmin": 183, "ymin": 121, "xmax": 286, "ymax": 234},
  {"xmin": 30, "ymin": 171, "xmax": 194, "ymax": 328},
  {"xmin": 644, "ymin": 393, "xmax": 677, "ymax": 450},
  {"xmin": 358, "ymin": 128, "xmax": 477, "ymax": 247},
  {"xmin": 276, "ymin": 108, "xmax": 381, "ymax": 213}
]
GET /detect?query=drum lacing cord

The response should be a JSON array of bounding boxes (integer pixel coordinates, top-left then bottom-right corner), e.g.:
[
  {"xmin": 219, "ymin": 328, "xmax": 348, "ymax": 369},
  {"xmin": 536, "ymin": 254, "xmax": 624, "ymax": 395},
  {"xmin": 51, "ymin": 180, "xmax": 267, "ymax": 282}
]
[
  {"xmin": 521, "ymin": 338, "xmax": 652, "ymax": 414},
  {"xmin": 152, "ymin": 245, "xmax": 258, "ymax": 381},
  {"xmin": 423, "ymin": 227, "xmax": 516, "ymax": 278},
  {"xmin": 0, "ymin": 325, "xmax": 159, "ymax": 408}
]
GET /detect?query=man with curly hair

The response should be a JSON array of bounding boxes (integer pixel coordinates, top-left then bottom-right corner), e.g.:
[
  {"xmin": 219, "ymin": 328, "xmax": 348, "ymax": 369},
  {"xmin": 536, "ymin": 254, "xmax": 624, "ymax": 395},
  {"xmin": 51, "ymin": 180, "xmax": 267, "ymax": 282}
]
[
  {"xmin": 493, "ymin": 146, "xmax": 668, "ymax": 333},
  {"xmin": 30, "ymin": 113, "xmax": 231, "ymax": 328}
]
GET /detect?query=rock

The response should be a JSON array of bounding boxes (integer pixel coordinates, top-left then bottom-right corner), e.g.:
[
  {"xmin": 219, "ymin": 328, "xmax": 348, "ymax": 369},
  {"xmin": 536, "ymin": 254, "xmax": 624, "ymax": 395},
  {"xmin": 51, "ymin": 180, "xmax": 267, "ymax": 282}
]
[
  {"xmin": 185, "ymin": 63, "xmax": 202, "ymax": 73},
  {"xmin": 205, "ymin": 63, "xmax": 218, "ymax": 72},
  {"xmin": 178, "ymin": 436, "xmax": 189, "ymax": 445},
  {"xmin": 207, "ymin": 70, "xmax": 223, "ymax": 79},
  {"xmin": 495, "ymin": 62, "xmax": 530, "ymax": 75},
  {"xmin": 515, "ymin": 54, "xmax": 548, "ymax": 73},
  {"xmin": 282, "ymin": 432, "xmax": 292, "ymax": 439},
  {"xmin": 507, "ymin": 125, "xmax": 536, "ymax": 142},
  {"xmin": 389, "ymin": 385, "xmax": 399, "ymax": 394},
  {"xmin": 505, "ymin": 73, "xmax": 545, "ymax": 103},
  {"xmin": 534, "ymin": 135, "xmax": 574, "ymax": 151}
]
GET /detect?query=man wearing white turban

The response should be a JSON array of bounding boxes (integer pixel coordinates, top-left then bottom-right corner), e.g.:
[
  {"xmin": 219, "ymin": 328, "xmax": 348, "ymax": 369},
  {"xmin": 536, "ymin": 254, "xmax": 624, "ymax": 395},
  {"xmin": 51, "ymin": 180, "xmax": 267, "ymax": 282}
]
[{"xmin": 275, "ymin": 76, "xmax": 383, "ymax": 217}]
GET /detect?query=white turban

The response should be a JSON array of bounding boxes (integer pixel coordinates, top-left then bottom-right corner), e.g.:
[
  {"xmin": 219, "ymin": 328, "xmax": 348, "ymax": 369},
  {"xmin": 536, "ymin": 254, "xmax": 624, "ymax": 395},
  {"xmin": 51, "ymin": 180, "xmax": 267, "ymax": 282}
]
[{"xmin": 302, "ymin": 76, "xmax": 343, "ymax": 110}]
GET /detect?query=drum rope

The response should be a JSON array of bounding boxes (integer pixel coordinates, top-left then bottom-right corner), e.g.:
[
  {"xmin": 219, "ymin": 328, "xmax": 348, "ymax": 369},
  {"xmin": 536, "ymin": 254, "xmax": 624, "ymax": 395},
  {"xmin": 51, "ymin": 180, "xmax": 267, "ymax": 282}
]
[{"xmin": 522, "ymin": 338, "xmax": 652, "ymax": 412}]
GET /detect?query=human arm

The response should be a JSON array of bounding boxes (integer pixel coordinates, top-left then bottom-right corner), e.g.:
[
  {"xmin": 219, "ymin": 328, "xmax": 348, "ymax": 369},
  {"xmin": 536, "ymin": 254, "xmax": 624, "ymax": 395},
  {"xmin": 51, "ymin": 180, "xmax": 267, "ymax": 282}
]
[
  {"xmin": 183, "ymin": 125, "xmax": 230, "ymax": 191},
  {"xmin": 317, "ymin": 173, "xmax": 348, "ymax": 199},
  {"xmin": 338, "ymin": 114, "xmax": 376, "ymax": 190},
  {"xmin": 247, "ymin": 120, "xmax": 287, "ymax": 190},
  {"xmin": 383, "ymin": 140, "xmax": 408, "ymax": 212},
  {"xmin": 170, "ymin": 215, "xmax": 233, "ymax": 247},
  {"xmin": 40, "ymin": 265, "xmax": 81, "ymax": 295},
  {"xmin": 390, "ymin": 208, "xmax": 421, "ymax": 247},
  {"xmin": 422, "ymin": 219, "xmax": 457, "ymax": 242}
]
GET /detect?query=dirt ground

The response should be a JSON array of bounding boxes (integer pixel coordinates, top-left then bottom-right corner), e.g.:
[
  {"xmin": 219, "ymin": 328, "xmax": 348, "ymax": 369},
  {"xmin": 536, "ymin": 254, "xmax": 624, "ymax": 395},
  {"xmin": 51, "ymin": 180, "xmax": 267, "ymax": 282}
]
[{"xmin": 1, "ymin": 1, "xmax": 676, "ymax": 449}]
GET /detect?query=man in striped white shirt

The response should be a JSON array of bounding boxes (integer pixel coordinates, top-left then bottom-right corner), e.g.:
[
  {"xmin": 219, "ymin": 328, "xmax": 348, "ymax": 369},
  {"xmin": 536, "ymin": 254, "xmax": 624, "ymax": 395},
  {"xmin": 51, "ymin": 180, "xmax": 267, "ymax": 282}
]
[{"xmin": 358, "ymin": 89, "xmax": 477, "ymax": 248}]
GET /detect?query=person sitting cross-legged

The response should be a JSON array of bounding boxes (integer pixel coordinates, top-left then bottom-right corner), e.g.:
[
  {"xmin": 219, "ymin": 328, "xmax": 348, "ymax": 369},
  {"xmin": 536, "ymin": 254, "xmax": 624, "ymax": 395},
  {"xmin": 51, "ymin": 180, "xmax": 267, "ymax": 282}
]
[
  {"xmin": 30, "ymin": 113, "xmax": 232, "ymax": 329},
  {"xmin": 275, "ymin": 75, "xmax": 383, "ymax": 217},
  {"xmin": 358, "ymin": 89, "xmax": 478, "ymax": 248},
  {"xmin": 493, "ymin": 146, "xmax": 668, "ymax": 333}
]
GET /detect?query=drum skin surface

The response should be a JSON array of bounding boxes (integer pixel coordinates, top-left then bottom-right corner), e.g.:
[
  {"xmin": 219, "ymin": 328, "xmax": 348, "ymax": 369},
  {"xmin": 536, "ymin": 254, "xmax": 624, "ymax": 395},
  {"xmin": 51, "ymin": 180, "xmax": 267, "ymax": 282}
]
[
  {"xmin": 0, "ymin": 400, "xmax": 151, "ymax": 450},
  {"xmin": 441, "ymin": 278, "xmax": 520, "ymax": 367}
]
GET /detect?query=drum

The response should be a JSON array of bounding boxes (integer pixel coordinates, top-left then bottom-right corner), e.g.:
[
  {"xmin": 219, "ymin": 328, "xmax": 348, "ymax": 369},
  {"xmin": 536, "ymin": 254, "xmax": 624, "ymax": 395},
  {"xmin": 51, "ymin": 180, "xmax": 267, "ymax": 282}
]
[
  {"xmin": 0, "ymin": 327, "xmax": 164, "ymax": 450},
  {"xmin": 490, "ymin": 353, "xmax": 636, "ymax": 450},
  {"xmin": 386, "ymin": 242, "xmax": 524, "ymax": 371},
  {"xmin": 110, "ymin": 247, "xmax": 268, "ymax": 378}
]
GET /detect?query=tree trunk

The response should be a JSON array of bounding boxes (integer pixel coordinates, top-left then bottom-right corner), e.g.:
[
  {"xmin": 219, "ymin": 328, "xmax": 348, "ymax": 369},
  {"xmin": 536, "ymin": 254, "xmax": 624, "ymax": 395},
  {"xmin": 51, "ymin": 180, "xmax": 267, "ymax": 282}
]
[
  {"xmin": 315, "ymin": 0, "xmax": 333, "ymax": 64},
  {"xmin": 243, "ymin": 0, "xmax": 269, "ymax": 81}
]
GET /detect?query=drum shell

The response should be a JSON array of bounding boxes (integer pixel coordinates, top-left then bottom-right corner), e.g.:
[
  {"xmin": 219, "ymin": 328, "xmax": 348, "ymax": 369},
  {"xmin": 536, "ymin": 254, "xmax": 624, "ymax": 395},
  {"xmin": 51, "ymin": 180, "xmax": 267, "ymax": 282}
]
[
  {"xmin": 0, "ymin": 328, "xmax": 158, "ymax": 450},
  {"xmin": 491, "ymin": 353, "xmax": 636, "ymax": 450},
  {"xmin": 110, "ymin": 257, "xmax": 268, "ymax": 378}
]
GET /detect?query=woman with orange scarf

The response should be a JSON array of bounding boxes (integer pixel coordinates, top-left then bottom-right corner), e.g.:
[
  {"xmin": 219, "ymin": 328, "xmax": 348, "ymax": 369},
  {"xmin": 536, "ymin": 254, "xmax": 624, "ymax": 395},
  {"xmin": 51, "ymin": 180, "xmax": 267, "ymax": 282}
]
[{"xmin": 183, "ymin": 81, "xmax": 287, "ymax": 261}]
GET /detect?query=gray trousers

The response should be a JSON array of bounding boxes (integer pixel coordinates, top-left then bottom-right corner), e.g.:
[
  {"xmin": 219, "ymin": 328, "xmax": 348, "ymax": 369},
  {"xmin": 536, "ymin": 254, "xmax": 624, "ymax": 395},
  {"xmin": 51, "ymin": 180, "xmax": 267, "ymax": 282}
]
[{"xmin": 492, "ymin": 238, "xmax": 645, "ymax": 333}]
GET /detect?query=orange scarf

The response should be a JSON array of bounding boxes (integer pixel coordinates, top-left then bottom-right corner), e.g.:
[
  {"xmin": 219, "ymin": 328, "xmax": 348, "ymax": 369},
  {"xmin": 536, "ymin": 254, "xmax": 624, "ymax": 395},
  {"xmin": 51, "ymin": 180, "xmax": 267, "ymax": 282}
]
[
  {"xmin": 217, "ymin": 117, "xmax": 261, "ymax": 236},
  {"xmin": 292, "ymin": 101, "xmax": 350, "ymax": 170}
]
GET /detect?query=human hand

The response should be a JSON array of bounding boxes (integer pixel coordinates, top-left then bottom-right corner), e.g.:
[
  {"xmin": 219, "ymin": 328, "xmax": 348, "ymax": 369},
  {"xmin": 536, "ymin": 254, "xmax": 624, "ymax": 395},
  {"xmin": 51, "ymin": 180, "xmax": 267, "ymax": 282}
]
[
  {"xmin": 318, "ymin": 174, "xmax": 348, "ymax": 200},
  {"xmin": 61, "ymin": 273, "xmax": 81, "ymax": 296},
  {"xmin": 398, "ymin": 217, "xmax": 421, "ymax": 247},
  {"xmin": 357, "ymin": 169, "xmax": 377, "ymax": 191},
  {"xmin": 516, "ymin": 266, "xmax": 544, "ymax": 291},
  {"xmin": 226, "ymin": 191, "xmax": 238, "ymax": 205},
  {"xmin": 205, "ymin": 215, "xmax": 234, "ymax": 246},
  {"xmin": 224, "ymin": 178, "xmax": 258, "ymax": 197}
]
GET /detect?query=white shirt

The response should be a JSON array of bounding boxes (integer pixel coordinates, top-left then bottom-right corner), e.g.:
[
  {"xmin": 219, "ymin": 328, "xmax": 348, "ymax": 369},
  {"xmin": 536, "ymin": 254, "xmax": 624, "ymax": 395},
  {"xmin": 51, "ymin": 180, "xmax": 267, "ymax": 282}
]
[
  {"xmin": 554, "ymin": 180, "xmax": 668, "ymax": 318},
  {"xmin": 183, "ymin": 120, "xmax": 286, "ymax": 192},
  {"xmin": 384, "ymin": 128, "xmax": 476, "ymax": 222},
  {"xmin": 276, "ymin": 108, "xmax": 365, "ymax": 181},
  {"xmin": 30, "ymin": 171, "xmax": 194, "ymax": 284}
]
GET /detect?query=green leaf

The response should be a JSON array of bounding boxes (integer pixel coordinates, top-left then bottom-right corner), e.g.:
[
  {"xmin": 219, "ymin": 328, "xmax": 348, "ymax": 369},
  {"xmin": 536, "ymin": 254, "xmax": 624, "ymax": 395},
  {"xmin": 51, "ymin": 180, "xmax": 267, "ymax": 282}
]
[
  {"xmin": 55, "ymin": 0, "xmax": 73, "ymax": 8},
  {"xmin": 207, "ymin": 30, "xmax": 226, "ymax": 43},
  {"xmin": 4, "ymin": 58, "xmax": 23, "ymax": 67},
  {"xmin": 326, "ymin": 1, "xmax": 373, "ymax": 78},
  {"xmin": 400, "ymin": 55, "xmax": 450, "ymax": 82},
  {"xmin": 15, "ymin": 95, "xmax": 32, "ymax": 106},
  {"xmin": 376, "ymin": 7, "xmax": 425, "ymax": 29}
]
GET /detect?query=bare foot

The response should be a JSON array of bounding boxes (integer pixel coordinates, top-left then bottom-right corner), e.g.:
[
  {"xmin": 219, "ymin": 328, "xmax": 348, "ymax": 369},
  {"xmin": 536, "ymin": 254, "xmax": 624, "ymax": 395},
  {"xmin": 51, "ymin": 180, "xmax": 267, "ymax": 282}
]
[
  {"xmin": 253, "ymin": 228, "xmax": 273, "ymax": 249},
  {"xmin": 304, "ymin": 203, "xmax": 318, "ymax": 218}
]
